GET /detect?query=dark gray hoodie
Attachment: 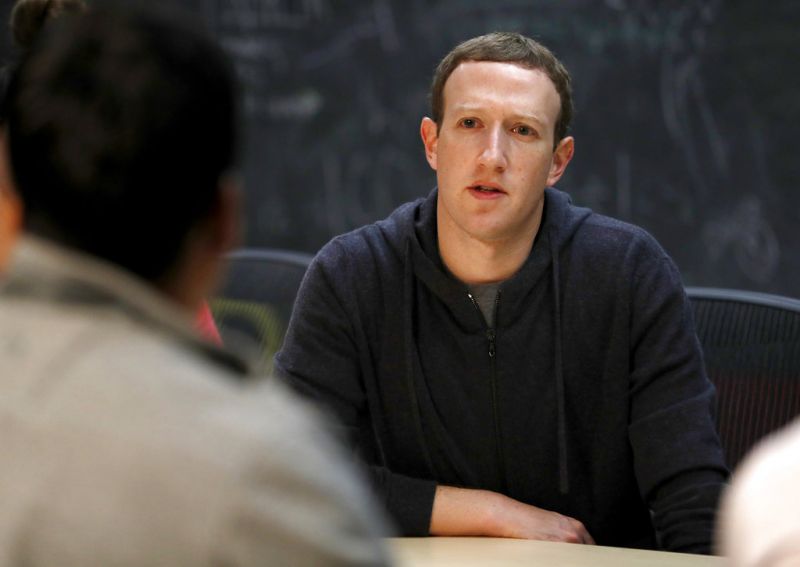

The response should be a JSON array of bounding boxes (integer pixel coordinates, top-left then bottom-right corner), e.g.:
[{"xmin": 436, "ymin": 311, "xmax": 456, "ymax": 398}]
[{"xmin": 276, "ymin": 187, "xmax": 728, "ymax": 553}]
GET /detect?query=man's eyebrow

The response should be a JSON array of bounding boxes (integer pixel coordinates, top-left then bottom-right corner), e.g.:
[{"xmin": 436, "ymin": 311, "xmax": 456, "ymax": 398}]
[{"xmin": 509, "ymin": 113, "xmax": 548, "ymax": 126}]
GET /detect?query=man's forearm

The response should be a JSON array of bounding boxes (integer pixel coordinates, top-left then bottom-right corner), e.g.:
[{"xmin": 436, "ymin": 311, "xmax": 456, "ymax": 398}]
[
  {"xmin": 429, "ymin": 485, "xmax": 595, "ymax": 544},
  {"xmin": 429, "ymin": 485, "xmax": 502, "ymax": 536}
]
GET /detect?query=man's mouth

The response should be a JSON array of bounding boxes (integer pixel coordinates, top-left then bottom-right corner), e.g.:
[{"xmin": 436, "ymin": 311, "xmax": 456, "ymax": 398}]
[{"xmin": 469, "ymin": 184, "xmax": 505, "ymax": 194}]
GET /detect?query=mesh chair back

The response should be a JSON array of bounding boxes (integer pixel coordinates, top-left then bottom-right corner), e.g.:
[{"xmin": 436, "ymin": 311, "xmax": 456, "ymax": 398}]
[
  {"xmin": 211, "ymin": 248, "xmax": 313, "ymax": 371},
  {"xmin": 687, "ymin": 287, "xmax": 800, "ymax": 470}
]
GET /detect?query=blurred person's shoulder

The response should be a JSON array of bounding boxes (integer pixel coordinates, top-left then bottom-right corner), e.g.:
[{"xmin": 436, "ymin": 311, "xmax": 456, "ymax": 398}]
[
  {"xmin": 720, "ymin": 418, "xmax": 800, "ymax": 566},
  {"xmin": 0, "ymin": 239, "xmax": 392, "ymax": 566}
]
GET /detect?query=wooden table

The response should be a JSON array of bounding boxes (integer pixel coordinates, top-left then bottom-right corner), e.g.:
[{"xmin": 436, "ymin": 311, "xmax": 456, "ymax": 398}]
[{"xmin": 388, "ymin": 537, "xmax": 725, "ymax": 567}]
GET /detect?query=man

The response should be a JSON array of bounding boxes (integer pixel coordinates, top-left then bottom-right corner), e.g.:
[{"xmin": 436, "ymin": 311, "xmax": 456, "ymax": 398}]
[
  {"xmin": 276, "ymin": 32, "xmax": 728, "ymax": 553},
  {"xmin": 0, "ymin": 7, "xmax": 390, "ymax": 566},
  {"xmin": 719, "ymin": 419, "xmax": 800, "ymax": 565}
]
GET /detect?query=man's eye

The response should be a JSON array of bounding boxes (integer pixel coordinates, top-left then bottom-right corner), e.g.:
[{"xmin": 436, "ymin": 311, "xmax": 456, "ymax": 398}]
[
  {"xmin": 460, "ymin": 118, "xmax": 477, "ymax": 128},
  {"xmin": 514, "ymin": 125, "xmax": 535, "ymax": 136}
]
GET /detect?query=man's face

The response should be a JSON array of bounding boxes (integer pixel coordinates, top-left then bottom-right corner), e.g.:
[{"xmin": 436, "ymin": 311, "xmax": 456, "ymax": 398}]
[{"xmin": 421, "ymin": 60, "xmax": 574, "ymax": 247}]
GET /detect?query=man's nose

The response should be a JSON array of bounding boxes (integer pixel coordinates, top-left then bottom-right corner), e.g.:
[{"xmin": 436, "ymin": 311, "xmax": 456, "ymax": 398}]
[{"xmin": 477, "ymin": 127, "xmax": 508, "ymax": 171}]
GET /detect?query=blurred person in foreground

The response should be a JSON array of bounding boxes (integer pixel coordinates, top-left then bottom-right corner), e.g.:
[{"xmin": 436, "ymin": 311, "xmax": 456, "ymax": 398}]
[
  {"xmin": 276, "ymin": 31, "xmax": 728, "ymax": 553},
  {"xmin": 0, "ymin": 0, "xmax": 222, "ymax": 343},
  {"xmin": 0, "ymin": 5, "xmax": 391, "ymax": 566},
  {"xmin": 719, "ymin": 418, "xmax": 800, "ymax": 566}
]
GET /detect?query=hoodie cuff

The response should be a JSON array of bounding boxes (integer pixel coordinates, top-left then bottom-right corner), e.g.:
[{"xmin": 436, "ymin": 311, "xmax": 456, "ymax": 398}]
[{"xmin": 386, "ymin": 473, "xmax": 438, "ymax": 536}]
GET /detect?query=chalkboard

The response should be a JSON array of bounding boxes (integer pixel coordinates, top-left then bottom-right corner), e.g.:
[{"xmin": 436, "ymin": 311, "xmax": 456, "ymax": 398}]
[{"xmin": 2, "ymin": 0, "xmax": 799, "ymax": 295}]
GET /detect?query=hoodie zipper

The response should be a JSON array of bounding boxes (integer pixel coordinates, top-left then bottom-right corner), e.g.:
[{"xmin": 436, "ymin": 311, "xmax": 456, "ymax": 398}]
[{"xmin": 467, "ymin": 291, "xmax": 507, "ymax": 493}]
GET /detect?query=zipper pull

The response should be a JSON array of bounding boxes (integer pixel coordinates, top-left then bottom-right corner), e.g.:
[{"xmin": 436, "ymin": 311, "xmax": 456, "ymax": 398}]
[{"xmin": 486, "ymin": 329, "xmax": 496, "ymax": 358}]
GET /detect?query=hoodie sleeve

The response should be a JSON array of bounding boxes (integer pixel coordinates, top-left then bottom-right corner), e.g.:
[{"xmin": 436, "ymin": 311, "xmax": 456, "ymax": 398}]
[
  {"xmin": 626, "ymin": 234, "xmax": 729, "ymax": 554},
  {"xmin": 274, "ymin": 243, "xmax": 437, "ymax": 536}
]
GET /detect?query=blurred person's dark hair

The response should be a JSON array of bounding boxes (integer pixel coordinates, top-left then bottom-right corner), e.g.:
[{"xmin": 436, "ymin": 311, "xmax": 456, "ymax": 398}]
[
  {"xmin": 5, "ymin": 5, "xmax": 239, "ymax": 283},
  {"xmin": 10, "ymin": 0, "xmax": 88, "ymax": 51},
  {"xmin": 1, "ymin": 0, "xmax": 87, "ymax": 122}
]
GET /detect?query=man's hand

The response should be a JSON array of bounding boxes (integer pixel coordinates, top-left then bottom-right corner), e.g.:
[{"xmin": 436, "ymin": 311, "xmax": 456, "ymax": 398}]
[{"xmin": 430, "ymin": 485, "xmax": 595, "ymax": 544}]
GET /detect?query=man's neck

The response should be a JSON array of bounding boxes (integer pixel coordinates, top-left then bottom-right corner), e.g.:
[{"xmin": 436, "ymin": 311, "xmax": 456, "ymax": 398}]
[
  {"xmin": 437, "ymin": 220, "xmax": 540, "ymax": 286},
  {"xmin": 156, "ymin": 235, "xmax": 222, "ymax": 313}
]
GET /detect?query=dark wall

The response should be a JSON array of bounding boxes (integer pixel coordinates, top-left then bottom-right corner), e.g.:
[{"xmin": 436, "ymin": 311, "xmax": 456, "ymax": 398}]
[{"xmin": 3, "ymin": 0, "xmax": 799, "ymax": 295}]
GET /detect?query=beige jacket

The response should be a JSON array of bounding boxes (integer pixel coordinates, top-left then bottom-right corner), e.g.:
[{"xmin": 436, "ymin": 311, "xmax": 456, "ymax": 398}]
[{"xmin": 0, "ymin": 237, "xmax": 392, "ymax": 566}]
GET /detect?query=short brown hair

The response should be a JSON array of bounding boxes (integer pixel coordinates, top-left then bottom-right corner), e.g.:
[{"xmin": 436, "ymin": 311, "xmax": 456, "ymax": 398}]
[{"xmin": 430, "ymin": 31, "xmax": 573, "ymax": 146}]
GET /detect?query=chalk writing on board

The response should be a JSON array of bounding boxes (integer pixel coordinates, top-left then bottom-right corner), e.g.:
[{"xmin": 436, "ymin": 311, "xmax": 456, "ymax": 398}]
[
  {"xmin": 615, "ymin": 151, "xmax": 632, "ymax": 220},
  {"xmin": 702, "ymin": 197, "xmax": 780, "ymax": 284},
  {"xmin": 659, "ymin": 0, "xmax": 724, "ymax": 203},
  {"xmin": 215, "ymin": 0, "xmax": 331, "ymax": 30},
  {"xmin": 168, "ymin": 0, "xmax": 800, "ymax": 294},
  {"xmin": 321, "ymin": 145, "xmax": 422, "ymax": 233}
]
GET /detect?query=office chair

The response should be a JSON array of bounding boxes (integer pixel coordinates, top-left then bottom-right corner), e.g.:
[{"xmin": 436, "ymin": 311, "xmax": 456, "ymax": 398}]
[
  {"xmin": 687, "ymin": 287, "xmax": 800, "ymax": 471},
  {"xmin": 211, "ymin": 248, "xmax": 314, "ymax": 372}
]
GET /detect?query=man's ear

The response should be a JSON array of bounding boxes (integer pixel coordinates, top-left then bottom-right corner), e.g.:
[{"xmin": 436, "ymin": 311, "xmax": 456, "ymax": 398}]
[
  {"xmin": 547, "ymin": 136, "xmax": 575, "ymax": 187},
  {"xmin": 0, "ymin": 133, "xmax": 23, "ymax": 272},
  {"xmin": 168, "ymin": 177, "xmax": 241, "ymax": 310},
  {"xmin": 420, "ymin": 117, "xmax": 439, "ymax": 171},
  {"xmin": 0, "ymin": 188, "xmax": 23, "ymax": 272},
  {"xmin": 211, "ymin": 175, "xmax": 241, "ymax": 255}
]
